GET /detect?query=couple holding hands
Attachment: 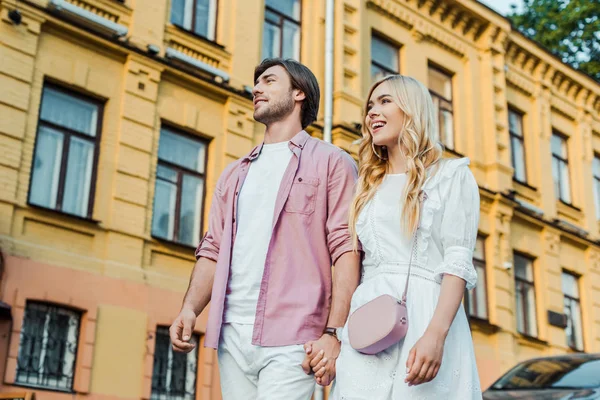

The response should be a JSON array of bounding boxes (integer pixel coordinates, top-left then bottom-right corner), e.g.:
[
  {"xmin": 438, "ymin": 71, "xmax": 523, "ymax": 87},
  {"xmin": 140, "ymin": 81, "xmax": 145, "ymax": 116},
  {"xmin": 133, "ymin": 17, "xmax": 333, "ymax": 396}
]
[{"xmin": 169, "ymin": 58, "xmax": 482, "ymax": 400}]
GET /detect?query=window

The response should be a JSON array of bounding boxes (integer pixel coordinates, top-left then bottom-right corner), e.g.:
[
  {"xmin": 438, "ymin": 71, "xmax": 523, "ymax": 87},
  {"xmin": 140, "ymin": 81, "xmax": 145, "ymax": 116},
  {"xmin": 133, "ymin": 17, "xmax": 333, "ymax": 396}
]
[
  {"xmin": 562, "ymin": 272, "xmax": 584, "ymax": 351},
  {"xmin": 262, "ymin": 0, "xmax": 301, "ymax": 60},
  {"xmin": 151, "ymin": 327, "xmax": 199, "ymax": 399},
  {"xmin": 16, "ymin": 302, "xmax": 81, "ymax": 392},
  {"xmin": 465, "ymin": 236, "xmax": 488, "ymax": 319},
  {"xmin": 170, "ymin": 0, "xmax": 217, "ymax": 41},
  {"xmin": 551, "ymin": 132, "xmax": 571, "ymax": 204},
  {"xmin": 509, "ymin": 108, "xmax": 527, "ymax": 183},
  {"xmin": 152, "ymin": 127, "xmax": 207, "ymax": 247},
  {"xmin": 371, "ymin": 34, "xmax": 399, "ymax": 83},
  {"xmin": 428, "ymin": 66, "xmax": 454, "ymax": 149},
  {"xmin": 593, "ymin": 155, "xmax": 600, "ymax": 219},
  {"xmin": 28, "ymin": 85, "xmax": 102, "ymax": 218},
  {"xmin": 514, "ymin": 253, "xmax": 538, "ymax": 337}
]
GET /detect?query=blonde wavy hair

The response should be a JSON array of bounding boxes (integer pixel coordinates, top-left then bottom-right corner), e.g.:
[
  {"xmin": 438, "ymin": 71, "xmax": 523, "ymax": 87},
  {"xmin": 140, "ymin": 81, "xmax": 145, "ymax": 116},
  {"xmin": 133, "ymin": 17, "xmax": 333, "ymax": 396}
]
[{"xmin": 349, "ymin": 75, "xmax": 443, "ymax": 249}]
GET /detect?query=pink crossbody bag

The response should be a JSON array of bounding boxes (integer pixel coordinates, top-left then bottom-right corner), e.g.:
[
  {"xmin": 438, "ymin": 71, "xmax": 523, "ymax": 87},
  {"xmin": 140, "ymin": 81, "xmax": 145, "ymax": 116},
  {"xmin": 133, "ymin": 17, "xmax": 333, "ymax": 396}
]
[{"xmin": 347, "ymin": 193, "xmax": 426, "ymax": 355}]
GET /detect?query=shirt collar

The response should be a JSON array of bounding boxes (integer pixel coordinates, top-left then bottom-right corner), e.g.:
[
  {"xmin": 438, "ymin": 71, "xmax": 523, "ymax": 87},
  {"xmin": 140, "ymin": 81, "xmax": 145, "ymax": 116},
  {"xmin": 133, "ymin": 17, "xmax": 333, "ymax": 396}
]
[{"xmin": 245, "ymin": 130, "xmax": 310, "ymax": 161}]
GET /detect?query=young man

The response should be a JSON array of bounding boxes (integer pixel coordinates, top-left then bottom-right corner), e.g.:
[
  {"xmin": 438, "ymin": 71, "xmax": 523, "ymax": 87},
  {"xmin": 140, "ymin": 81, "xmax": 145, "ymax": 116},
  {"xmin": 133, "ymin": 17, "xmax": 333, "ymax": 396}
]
[{"xmin": 169, "ymin": 58, "xmax": 360, "ymax": 399}]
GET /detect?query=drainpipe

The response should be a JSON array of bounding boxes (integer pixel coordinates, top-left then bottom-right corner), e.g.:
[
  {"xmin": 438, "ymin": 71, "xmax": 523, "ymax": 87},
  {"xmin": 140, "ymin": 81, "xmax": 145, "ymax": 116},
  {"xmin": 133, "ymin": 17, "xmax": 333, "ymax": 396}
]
[{"xmin": 323, "ymin": 0, "xmax": 334, "ymax": 144}]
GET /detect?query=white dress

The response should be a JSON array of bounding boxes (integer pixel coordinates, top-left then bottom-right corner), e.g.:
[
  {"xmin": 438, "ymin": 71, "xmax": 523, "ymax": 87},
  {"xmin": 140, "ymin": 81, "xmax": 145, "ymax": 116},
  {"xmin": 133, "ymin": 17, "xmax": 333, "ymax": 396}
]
[{"xmin": 333, "ymin": 158, "xmax": 482, "ymax": 400}]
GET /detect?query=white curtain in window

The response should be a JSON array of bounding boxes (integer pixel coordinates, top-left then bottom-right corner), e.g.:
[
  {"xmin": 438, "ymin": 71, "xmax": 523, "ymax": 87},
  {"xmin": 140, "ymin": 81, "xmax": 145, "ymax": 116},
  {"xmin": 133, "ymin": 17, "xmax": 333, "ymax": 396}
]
[
  {"xmin": 371, "ymin": 36, "xmax": 398, "ymax": 72},
  {"xmin": 441, "ymin": 109, "xmax": 454, "ymax": 149},
  {"xmin": 179, "ymin": 175, "xmax": 204, "ymax": 246},
  {"xmin": 282, "ymin": 19, "xmax": 300, "ymax": 60},
  {"xmin": 195, "ymin": 0, "xmax": 217, "ymax": 40},
  {"xmin": 511, "ymin": 136, "xmax": 526, "ymax": 182},
  {"xmin": 41, "ymin": 88, "xmax": 98, "ymax": 136},
  {"xmin": 158, "ymin": 130, "xmax": 205, "ymax": 173},
  {"xmin": 525, "ymin": 287, "xmax": 538, "ymax": 336},
  {"xmin": 559, "ymin": 162, "xmax": 571, "ymax": 203},
  {"xmin": 152, "ymin": 167, "xmax": 178, "ymax": 241},
  {"xmin": 63, "ymin": 137, "xmax": 94, "ymax": 217},
  {"xmin": 170, "ymin": 0, "xmax": 186, "ymax": 27},
  {"xmin": 29, "ymin": 126, "xmax": 64, "ymax": 209}
]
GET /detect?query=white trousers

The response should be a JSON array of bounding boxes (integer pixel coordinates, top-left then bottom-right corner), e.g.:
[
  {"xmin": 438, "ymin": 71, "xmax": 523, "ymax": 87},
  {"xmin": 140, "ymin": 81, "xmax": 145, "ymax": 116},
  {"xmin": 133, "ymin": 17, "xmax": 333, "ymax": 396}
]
[{"xmin": 217, "ymin": 323, "xmax": 316, "ymax": 400}]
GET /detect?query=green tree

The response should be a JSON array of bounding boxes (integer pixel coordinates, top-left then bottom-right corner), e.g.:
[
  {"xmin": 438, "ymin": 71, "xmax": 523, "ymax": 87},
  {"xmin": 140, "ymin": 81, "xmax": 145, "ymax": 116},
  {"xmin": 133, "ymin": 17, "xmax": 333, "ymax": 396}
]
[{"xmin": 508, "ymin": 0, "xmax": 600, "ymax": 82}]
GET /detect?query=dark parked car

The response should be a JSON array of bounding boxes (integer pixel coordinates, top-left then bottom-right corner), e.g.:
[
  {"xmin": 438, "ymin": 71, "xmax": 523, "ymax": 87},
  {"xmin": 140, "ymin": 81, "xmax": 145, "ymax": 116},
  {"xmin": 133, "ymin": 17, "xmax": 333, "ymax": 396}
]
[{"xmin": 483, "ymin": 353, "xmax": 600, "ymax": 399}]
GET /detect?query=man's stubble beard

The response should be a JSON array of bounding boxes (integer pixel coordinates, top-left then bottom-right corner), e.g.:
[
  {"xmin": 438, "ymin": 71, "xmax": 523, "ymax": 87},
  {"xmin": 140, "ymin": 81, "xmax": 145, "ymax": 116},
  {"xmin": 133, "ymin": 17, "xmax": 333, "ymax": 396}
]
[{"xmin": 254, "ymin": 93, "xmax": 295, "ymax": 126}]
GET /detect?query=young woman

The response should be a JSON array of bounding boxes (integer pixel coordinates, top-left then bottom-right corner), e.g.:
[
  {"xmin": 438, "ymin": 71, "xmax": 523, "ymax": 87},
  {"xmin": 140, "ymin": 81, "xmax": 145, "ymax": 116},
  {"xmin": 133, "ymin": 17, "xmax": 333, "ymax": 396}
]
[{"xmin": 326, "ymin": 75, "xmax": 482, "ymax": 399}]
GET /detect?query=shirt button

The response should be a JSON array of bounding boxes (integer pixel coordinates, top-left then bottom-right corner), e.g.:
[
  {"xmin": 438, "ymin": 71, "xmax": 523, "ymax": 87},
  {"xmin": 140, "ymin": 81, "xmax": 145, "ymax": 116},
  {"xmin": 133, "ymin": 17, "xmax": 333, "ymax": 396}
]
[
  {"xmin": 232, "ymin": 218, "xmax": 236, "ymax": 223},
  {"xmin": 298, "ymin": 177, "xmax": 303, "ymax": 182}
]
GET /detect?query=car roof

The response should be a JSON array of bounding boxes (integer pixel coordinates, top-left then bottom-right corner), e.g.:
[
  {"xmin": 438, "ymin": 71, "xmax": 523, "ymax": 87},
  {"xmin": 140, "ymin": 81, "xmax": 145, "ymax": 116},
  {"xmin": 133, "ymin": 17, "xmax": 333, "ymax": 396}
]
[{"xmin": 519, "ymin": 353, "xmax": 600, "ymax": 364}]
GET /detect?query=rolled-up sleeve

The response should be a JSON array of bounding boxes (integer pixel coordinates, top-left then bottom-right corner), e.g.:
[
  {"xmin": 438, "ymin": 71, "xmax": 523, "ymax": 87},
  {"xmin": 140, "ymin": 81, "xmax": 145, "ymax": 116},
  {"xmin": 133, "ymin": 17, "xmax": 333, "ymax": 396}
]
[
  {"xmin": 195, "ymin": 181, "xmax": 225, "ymax": 261},
  {"xmin": 326, "ymin": 150, "xmax": 359, "ymax": 264},
  {"xmin": 433, "ymin": 165, "xmax": 480, "ymax": 290}
]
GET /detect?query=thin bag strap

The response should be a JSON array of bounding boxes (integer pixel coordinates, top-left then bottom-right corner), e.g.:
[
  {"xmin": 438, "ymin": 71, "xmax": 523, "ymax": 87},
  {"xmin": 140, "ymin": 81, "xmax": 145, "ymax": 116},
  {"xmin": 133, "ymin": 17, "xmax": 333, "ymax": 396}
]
[{"xmin": 401, "ymin": 191, "xmax": 427, "ymax": 304}]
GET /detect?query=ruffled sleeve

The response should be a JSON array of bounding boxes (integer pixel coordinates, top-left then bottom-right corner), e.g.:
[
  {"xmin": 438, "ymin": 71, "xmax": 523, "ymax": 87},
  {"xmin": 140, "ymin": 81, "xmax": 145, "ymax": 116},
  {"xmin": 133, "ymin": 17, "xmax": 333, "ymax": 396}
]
[{"xmin": 433, "ymin": 161, "xmax": 480, "ymax": 290}]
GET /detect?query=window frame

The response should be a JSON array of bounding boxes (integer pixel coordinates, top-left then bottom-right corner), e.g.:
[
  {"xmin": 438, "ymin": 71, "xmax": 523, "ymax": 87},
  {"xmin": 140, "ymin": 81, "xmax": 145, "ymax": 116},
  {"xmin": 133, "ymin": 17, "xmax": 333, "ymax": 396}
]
[
  {"xmin": 427, "ymin": 65, "xmax": 455, "ymax": 150},
  {"xmin": 465, "ymin": 236, "xmax": 488, "ymax": 320},
  {"xmin": 370, "ymin": 33, "xmax": 399, "ymax": 82},
  {"xmin": 562, "ymin": 271, "xmax": 584, "ymax": 351},
  {"xmin": 15, "ymin": 301, "xmax": 82, "ymax": 393},
  {"xmin": 27, "ymin": 84, "xmax": 104, "ymax": 220},
  {"xmin": 262, "ymin": 0, "xmax": 302, "ymax": 60},
  {"xmin": 508, "ymin": 107, "xmax": 528, "ymax": 184},
  {"xmin": 150, "ymin": 326, "xmax": 200, "ymax": 399},
  {"xmin": 151, "ymin": 126, "xmax": 209, "ymax": 247},
  {"xmin": 170, "ymin": 0, "xmax": 219, "ymax": 42},
  {"xmin": 551, "ymin": 131, "xmax": 572, "ymax": 204},
  {"xmin": 514, "ymin": 253, "xmax": 538, "ymax": 338}
]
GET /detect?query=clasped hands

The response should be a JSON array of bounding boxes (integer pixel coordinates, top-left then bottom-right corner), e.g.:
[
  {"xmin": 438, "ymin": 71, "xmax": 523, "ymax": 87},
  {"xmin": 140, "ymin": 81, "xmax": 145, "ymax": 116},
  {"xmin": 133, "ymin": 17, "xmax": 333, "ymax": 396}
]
[{"xmin": 301, "ymin": 333, "xmax": 340, "ymax": 386}]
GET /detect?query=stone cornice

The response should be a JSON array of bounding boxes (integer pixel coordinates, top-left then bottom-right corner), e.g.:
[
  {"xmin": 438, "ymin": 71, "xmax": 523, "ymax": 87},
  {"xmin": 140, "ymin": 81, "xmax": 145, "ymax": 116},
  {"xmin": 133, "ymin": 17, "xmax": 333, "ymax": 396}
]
[
  {"xmin": 367, "ymin": 0, "xmax": 416, "ymax": 30},
  {"xmin": 367, "ymin": 0, "xmax": 476, "ymax": 58},
  {"xmin": 505, "ymin": 68, "xmax": 535, "ymax": 96},
  {"xmin": 506, "ymin": 34, "xmax": 600, "ymax": 115}
]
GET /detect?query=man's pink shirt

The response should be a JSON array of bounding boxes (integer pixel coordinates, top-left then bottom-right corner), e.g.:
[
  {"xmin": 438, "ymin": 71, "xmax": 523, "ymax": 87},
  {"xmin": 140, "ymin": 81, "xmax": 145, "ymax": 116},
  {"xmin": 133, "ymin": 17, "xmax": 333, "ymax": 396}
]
[{"xmin": 195, "ymin": 130, "xmax": 358, "ymax": 348}]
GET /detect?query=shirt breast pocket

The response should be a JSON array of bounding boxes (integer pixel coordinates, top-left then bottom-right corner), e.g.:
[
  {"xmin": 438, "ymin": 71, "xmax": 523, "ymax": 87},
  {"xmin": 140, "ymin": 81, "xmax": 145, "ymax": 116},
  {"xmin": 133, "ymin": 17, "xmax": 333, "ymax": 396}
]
[{"xmin": 284, "ymin": 177, "xmax": 319, "ymax": 215}]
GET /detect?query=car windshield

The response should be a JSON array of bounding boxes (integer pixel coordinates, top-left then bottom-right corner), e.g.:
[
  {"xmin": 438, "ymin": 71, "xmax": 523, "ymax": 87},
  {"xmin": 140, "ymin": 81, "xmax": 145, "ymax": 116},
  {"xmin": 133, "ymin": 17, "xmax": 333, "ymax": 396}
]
[{"xmin": 491, "ymin": 357, "xmax": 600, "ymax": 390}]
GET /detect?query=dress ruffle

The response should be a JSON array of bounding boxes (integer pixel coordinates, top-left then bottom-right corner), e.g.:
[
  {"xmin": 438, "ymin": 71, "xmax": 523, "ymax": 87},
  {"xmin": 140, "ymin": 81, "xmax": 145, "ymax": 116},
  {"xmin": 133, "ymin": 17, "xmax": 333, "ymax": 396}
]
[{"xmin": 418, "ymin": 158, "xmax": 471, "ymax": 268}]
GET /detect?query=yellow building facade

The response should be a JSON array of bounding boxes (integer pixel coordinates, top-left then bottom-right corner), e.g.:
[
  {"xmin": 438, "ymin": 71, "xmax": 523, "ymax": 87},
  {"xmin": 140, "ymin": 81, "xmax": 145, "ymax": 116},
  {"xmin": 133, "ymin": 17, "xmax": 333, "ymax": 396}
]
[{"xmin": 0, "ymin": 0, "xmax": 599, "ymax": 398}]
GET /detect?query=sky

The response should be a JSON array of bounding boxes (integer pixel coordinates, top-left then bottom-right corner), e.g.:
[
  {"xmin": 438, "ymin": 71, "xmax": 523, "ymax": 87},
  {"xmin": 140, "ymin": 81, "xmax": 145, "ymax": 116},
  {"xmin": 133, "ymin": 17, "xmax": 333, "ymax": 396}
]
[{"xmin": 477, "ymin": 0, "xmax": 524, "ymax": 16}]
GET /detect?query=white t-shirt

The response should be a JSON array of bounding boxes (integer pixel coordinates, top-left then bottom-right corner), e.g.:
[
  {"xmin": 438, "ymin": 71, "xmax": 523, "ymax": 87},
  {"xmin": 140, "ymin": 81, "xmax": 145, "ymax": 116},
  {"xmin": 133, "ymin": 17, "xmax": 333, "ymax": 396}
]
[{"xmin": 224, "ymin": 141, "xmax": 293, "ymax": 324}]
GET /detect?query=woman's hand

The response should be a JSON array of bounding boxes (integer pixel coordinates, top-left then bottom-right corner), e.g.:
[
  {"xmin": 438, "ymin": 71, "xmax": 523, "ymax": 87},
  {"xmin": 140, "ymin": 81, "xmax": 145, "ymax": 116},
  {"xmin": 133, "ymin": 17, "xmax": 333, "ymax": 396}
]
[{"xmin": 404, "ymin": 329, "xmax": 446, "ymax": 386}]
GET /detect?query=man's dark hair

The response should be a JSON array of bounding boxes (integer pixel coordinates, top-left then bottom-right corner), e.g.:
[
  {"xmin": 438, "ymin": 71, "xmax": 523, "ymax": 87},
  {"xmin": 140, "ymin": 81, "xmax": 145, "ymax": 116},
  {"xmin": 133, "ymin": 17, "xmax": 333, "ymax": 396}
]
[{"xmin": 254, "ymin": 58, "xmax": 320, "ymax": 130}]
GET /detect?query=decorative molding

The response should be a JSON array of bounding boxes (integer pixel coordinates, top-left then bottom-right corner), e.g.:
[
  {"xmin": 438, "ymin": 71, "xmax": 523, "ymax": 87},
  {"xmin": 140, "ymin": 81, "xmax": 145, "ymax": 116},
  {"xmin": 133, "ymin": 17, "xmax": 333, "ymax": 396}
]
[
  {"xmin": 550, "ymin": 96, "xmax": 577, "ymax": 121},
  {"xmin": 419, "ymin": 23, "xmax": 467, "ymax": 57},
  {"xmin": 367, "ymin": 0, "xmax": 489, "ymax": 43},
  {"xmin": 164, "ymin": 25, "xmax": 231, "ymax": 72},
  {"xmin": 63, "ymin": 0, "xmax": 132, "ymax": 27},
  {"xmin": 505, "ymin": 69, "xmax": 535, "ymax": 96},
  {"xmin": 367, "ymin": 0, "xmax": 415, "ymax": 29},
  {"xmin": 544, "ymin": 230, "xmax": 560, "ymax": 256},
  {"xmin": 506, "ymin": 37, "xmax": 600, "ymax": 115},
  {"xmin": 589, "ymin": 249, "xmax": 600, "ymax": 270}
]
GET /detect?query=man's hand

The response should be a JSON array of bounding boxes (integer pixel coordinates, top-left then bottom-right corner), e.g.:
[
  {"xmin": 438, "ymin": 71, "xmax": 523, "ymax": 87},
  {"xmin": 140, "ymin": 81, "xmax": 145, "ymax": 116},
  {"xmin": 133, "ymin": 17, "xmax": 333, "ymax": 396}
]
[
  {"xmin": 169, "ymin": 308, "xmax": 197, "ymax": 353},
  {"xmin": 301, "ymin": 334, "xmax": 340, "ymax": 386}
]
